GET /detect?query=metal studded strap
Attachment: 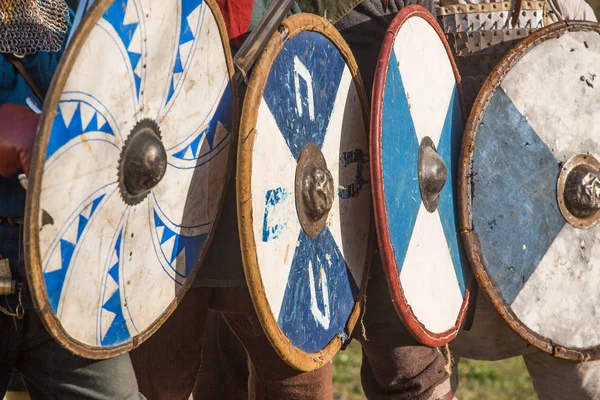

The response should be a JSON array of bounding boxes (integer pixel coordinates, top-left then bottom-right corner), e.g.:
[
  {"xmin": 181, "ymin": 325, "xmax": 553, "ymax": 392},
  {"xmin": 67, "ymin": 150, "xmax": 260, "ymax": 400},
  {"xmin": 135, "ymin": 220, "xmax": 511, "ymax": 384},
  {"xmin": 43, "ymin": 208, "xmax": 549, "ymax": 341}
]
[{"xmin": 436, "ymin": 0, "xmax": 547, "ymax": 111}]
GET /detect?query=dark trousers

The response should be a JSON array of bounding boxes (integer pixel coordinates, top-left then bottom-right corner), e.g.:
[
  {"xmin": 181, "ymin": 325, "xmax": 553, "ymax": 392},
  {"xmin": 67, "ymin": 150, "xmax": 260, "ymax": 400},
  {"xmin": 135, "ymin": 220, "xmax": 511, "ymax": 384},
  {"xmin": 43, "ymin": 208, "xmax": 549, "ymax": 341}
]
[
  {"xmin": 130, "ymin": 286, "xmax": 333, "ymax": 400},
  {"xmin": 0, "ymin": 309, "xmax": 144, "ymax": 399},
  {"xmin": 355, "ymin": 256, "xmax": 451, "ymax": 400}
]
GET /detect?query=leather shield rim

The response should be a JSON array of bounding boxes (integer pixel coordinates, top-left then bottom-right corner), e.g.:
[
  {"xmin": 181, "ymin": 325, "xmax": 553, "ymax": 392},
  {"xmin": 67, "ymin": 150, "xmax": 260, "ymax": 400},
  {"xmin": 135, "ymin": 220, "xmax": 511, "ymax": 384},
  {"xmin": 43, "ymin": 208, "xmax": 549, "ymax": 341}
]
[
  {"xmin": 370, "ymin": 4, "xmax": 470, "ymax": 347},
  {"xmin": 237, "ymin": 13, "xmax": 372, "ymax": 372},
  {"xmin": 459, "ymin": 20, "xmax": 600, "ymax": 361},
  {"xmin": 24, "ymin": 0, "xmax": 238, "ymax": 360}
]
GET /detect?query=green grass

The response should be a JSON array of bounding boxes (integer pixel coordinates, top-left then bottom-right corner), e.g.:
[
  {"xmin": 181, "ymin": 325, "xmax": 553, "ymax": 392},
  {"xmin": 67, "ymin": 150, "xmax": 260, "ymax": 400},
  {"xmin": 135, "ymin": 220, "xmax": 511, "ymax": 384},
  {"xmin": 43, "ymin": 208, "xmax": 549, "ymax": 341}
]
[{"xmin": 333, "ymin": 341, "xmax": 536, "ymax": 400}]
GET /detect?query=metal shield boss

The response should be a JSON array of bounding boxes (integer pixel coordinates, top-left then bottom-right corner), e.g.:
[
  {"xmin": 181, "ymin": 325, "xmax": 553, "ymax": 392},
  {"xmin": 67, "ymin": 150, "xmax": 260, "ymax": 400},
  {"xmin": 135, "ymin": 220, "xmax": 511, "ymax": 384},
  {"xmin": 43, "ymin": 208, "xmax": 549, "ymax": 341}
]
[
  {"xmin": 371, "ymin": 5, "xmax": 472, "ymax": 346},
  {"xmin": 461, "ymin": 22, "xmax": 600, "ymax": 360},
  {"xmin": 25, "ymin": 0, "xmax": 235, "ymax": 358},
  {"xmin": 238, "ymin": 15, "xmax": 371, "ymax": 371}
]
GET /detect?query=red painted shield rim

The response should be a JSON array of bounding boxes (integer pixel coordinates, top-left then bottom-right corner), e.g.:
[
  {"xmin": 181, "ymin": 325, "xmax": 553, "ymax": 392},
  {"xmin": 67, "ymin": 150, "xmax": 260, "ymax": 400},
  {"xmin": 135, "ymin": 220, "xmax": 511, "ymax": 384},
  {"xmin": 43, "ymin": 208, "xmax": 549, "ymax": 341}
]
[{"xmin": 370, "ymin": 4, "xmax": 470, "ymax": 347}]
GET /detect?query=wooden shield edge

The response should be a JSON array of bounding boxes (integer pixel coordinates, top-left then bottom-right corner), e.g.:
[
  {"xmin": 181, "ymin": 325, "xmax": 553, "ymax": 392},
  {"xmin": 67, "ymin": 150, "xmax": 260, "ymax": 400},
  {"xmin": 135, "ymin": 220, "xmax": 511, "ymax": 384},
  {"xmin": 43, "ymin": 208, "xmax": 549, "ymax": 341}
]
[
  {"xmin": 24, "ymin": 0, "xmax": 238, "ymax": 360},
  {"xmin": 370, "ymin": 4, "xmax": 471, "ymax": 347},
  {"xmin": 458, "ymin": 20, "xmax": 600, "ymax": 361},
  {"xmin": 237, "ymin": 13, "xmax": 372, "ymax": 372}
]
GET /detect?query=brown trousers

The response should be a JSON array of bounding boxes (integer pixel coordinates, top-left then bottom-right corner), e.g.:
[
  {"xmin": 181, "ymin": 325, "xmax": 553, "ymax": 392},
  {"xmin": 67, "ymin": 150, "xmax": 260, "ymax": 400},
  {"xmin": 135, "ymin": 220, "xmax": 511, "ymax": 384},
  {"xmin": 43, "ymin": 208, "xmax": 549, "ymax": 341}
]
[
  {"xmin": 130, "ymin": 256, "xmax": 452, "ymax": 400},
  {"xmin": 129, "ymin": 287, "xmax": 332, "ymax": 400}
]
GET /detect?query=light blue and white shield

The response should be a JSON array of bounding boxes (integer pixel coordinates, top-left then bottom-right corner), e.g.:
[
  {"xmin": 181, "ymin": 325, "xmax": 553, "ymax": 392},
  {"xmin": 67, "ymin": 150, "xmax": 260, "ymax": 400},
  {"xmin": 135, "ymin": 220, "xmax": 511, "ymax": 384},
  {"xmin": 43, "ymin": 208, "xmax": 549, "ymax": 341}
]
[
  {"xmin": 249, "ymin": 31, "xmax": 370, "ymax": 354},
  {"xmin": 378, "ymin": 15, "xmax": 470, "ymax": 340},
  {"xmin": 34, "ymin": 0, "xmax": 233, "ymax": 351}
]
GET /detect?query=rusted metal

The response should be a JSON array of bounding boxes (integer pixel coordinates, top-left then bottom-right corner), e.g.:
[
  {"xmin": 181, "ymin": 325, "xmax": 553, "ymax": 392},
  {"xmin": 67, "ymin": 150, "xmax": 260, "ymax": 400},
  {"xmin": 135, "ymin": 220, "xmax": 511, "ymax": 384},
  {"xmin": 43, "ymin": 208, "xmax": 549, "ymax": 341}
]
[
  {"xmin": 557, "ymin": 154, "xmax": 600, "ymax": 228},
  {"xmin": 295, "ymin": 143, "xmax": 334, "ymax": 238}
]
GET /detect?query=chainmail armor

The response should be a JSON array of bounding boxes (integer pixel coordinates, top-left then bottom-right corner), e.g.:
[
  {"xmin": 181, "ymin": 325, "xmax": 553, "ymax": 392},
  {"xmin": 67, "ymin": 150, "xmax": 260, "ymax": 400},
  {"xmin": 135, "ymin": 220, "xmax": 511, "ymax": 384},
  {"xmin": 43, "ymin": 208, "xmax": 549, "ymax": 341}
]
[{"xmin": 0, "ymin": 0, "xmax": 69, "ymax": 55}]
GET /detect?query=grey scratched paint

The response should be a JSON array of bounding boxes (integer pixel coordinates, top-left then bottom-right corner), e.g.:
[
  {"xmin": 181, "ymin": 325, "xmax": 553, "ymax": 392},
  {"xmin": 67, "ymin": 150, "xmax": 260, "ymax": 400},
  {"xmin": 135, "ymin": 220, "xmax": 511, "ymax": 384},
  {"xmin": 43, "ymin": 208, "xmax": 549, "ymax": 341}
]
[{"xmin": 472, "ymin": 88, "xmax": 566, "ymax": 305}]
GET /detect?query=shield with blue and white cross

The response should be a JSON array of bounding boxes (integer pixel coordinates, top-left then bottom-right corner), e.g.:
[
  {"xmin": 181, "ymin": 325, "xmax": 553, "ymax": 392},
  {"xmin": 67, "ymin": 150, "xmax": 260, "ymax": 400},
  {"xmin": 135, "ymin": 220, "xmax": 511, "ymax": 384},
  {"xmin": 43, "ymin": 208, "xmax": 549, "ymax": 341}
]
[
  {"xmin": 237, "ymin": 15, "xmax": 371, "ymax": 371},
  {"xmin": 371, "ymin": 6, "xmax": 471, "ymax": 346},
  {"xmin": 25, "ymin": 0, "xmax": 235, "ymax": 359},
  {"xmin": 461, "ymin": 22, "xmax": 600, "ymax": 361}
]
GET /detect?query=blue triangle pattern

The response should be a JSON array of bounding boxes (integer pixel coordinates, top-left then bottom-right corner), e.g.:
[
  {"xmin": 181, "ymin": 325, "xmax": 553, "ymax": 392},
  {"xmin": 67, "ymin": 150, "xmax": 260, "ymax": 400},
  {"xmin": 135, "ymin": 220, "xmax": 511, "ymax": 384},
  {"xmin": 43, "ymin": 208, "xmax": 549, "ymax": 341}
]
[
  {"xmin": 44, "ymin": 239, "xmax": 76, "ymax": 312},
  {"xmin": 108, "ymin": 262, "xmax": 120, "ymax": 283},
  {"xmin": 44, "ymin": 192, "xmax": 107, "ymax": 313},
  {"xmin": 101, "ymin": 311, "xmax": 130, "ymax": 346},
  {"xmin": 103, "ymin": 287, "xmax": 122, "ymax": 315},
  {"xmin": 100, "ymin": 229, "xmax": 131, "ymax": 346},
  {"xmin": 103, "ymin": 0, "xmax": 142, "ymax": 96},
  {"xmin": 172, "ymin": 82, "xmax": 233, "ymax": 161},
  {"xmin": 76, "ymin": 215, "xmax": 89, "ymax": 241},
  {"xmin": 153, "ymin": 210, "xmax": 208, "ymax": 277},
  {"xmin": 47, "ymin": 102, "xmax": 115, "ymax": 160},
  {"xmin": 172, "ymin": 129, "xmax": 205, "ymax": 160},
  {"xmin": 174, "ymin": 50, "xmax": 184, "ymax": 74},
  {"xmin": 165, "ymin": 0, "xmax": 204, "ymax": 105},
  {"xmin": 205, "ymin": 84, "xmax": 232, "ymax": 150},
  {"xmin": 90, "ymin": 194, "xmax": 106, "ymax": 216},
  {"xmin": 85, "ymin": 112, "xmax": 99, "ymax": 132}
]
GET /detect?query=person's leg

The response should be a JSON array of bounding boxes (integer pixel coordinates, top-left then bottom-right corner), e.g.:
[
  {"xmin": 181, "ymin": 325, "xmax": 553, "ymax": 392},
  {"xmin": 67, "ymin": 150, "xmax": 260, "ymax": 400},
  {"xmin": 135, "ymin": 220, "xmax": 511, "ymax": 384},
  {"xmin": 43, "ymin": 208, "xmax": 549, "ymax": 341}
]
[
  {"xmin": 218, "ymin": 287, "xmax": 333, "ymax": 400},
  {"xmin": 130, "ymin": 287, "xmax": 211, "ymax": 400},
  {"xmin": 5, "ymin": 370, "xmax": 29, "ymax": 400},
  {"xmin": 0, "ymin": 312, "xmax": 22, "ymax": 397},
  {"xmin": 192, "ymin": 310, "xmax": 249, "ymax": 400},
  {"xmin": 15, "ymin": 311, "xmax": 143, "ymax": 400},
  {"xmin": 523, "ymin": 351, "xmax": 600, "ymax": 400},
  {"xmin": 356, "ymin": 256, "xmax": 452, "ymax": 400}
]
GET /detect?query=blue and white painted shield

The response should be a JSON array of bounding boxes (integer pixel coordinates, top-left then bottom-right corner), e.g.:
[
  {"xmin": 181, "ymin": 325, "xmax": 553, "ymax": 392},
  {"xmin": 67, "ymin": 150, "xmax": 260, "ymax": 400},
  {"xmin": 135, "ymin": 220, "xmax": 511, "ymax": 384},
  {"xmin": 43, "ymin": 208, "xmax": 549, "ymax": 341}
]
[
  {"xmin": 238, "ymin": 16, "xmax": 371, "ymax": 370},
  {"xmin": 27, "ymin": 0, "xmax": 234, "ymax": 357},
  {"xmin": 462, "ymin": 23, "xmax": 600, "ymax": 359},
  {"xmin": 371, "ymin": 7, "xmax": 470, "ymax": 346}
]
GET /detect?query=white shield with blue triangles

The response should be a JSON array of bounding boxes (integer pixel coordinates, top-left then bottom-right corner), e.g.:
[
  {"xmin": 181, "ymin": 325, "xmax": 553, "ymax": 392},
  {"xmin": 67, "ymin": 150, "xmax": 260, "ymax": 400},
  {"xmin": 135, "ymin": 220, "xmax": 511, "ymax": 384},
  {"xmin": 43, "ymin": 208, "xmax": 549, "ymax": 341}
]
[{"xmin": 26, "ymin": 0, "xmax": 234, "ymax": 358}]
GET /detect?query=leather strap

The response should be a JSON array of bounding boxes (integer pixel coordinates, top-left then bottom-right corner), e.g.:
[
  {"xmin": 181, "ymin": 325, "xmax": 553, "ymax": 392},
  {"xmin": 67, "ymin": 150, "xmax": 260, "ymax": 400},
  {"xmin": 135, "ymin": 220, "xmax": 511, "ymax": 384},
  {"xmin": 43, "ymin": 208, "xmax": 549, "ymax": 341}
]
[
  {"xmin": 3, "ymin": 54, "xmax": 46, "ymax": 102},
  {"xmin": 512, "ymin": 0, "xmax": 525, "ymax": 27}
]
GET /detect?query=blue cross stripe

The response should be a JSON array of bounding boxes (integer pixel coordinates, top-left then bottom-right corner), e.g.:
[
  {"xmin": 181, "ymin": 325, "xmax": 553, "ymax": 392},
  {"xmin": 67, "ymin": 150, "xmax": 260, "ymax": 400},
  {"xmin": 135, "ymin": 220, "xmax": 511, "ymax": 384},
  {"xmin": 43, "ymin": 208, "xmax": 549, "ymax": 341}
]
[
  {"xmin": 381, "ymin": 52, "xmax": 468, "ymax": 295},
  {"xmin": 263, "ymin": 32, "xmax": 359, "ymax": 353},
  {"xmin": 278, "ymin": 228, "xmax": 359, "ymax": 353},
  {"xmin": 262, "ymin": 31, "xmax": 346, "ymax": 160},
  {"xmin": 472, "ymin": 88, "xmax": 565, "ymax": 305}
]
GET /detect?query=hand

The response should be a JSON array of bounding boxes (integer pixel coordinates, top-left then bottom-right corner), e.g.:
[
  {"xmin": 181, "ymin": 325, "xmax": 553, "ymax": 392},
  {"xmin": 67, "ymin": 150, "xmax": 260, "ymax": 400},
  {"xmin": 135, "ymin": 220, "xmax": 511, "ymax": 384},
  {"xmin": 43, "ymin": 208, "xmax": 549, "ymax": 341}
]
[{"xmin": 0, "ymin": 104, "xmax": 40, "ymax": 177}]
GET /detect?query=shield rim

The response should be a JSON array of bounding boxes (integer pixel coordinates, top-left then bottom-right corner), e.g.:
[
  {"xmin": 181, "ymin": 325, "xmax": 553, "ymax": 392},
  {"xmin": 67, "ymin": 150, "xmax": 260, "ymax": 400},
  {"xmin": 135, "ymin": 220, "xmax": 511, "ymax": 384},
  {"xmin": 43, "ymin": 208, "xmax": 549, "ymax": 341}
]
[
  {"xmin": 370, "ymin": 4, "xmax": 471, "ymax": 347},
  {"xmin": 237, "ymin": 13, "xmax": 372, "ymax": 372},
  {"xmin": 459, "ymin": 20, "xmax": 600, "ymax": 361},
  {"xmin": 24, "ymin": 0, "xmax": 238, "ymax": 360}
]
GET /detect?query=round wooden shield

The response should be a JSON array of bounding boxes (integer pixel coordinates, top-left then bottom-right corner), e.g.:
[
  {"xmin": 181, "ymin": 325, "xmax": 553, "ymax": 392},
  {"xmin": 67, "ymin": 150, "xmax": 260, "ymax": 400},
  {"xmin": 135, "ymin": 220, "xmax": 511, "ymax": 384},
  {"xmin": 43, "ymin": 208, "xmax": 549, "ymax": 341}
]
[
  {"xmin": 25, "ymin": 0, "xmax": 235, "ymax": 359},
  {"xmin": 371, "ymin": 6, "xmax": 471, "ymax": 346},
  {"xmin": 460, "ymin": 21, "xmax": 600, "ymax": 360},
  {"xmin": 238, "ymin": 14, "xmax": 371, "ymax": 371}
]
